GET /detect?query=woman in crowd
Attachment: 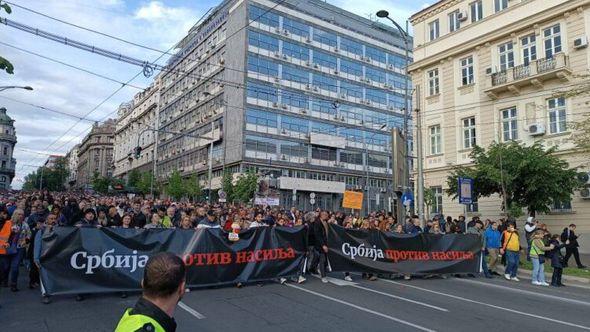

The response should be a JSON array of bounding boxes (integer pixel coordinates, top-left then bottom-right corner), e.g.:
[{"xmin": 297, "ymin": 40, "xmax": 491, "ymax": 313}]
[
  {"xmin": 548, "ymin": 234, "xmax": 568, "ymax": 287},
  {"xmin": 530, "ymin": 229, "xmax": 554, "ymax": 286},
  {"xmin": 179, "ymin": 215, "xmax": 194, "ymax": 230},
  {"xmin": 120, "ymin": 214, "xmax": 134, "ymax": 229},
  {"xmin": 144, "ymin": 213, "xmax": 162, "ymax": 229}
]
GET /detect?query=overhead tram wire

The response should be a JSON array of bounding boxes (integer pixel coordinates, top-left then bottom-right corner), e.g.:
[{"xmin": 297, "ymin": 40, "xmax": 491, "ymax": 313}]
[{"xmin": 18, "ymin": 0, "xmax": 294, "ymax": 174}]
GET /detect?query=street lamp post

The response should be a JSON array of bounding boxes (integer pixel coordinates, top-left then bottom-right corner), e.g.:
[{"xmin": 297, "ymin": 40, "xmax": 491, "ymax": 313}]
[
  {"xmin": 376, "ymin": 10, "xmax": 411, "ymax": 190},
  {"xmin": 0, "ymin": 86, "xmax": 33, "ymax": 92}
]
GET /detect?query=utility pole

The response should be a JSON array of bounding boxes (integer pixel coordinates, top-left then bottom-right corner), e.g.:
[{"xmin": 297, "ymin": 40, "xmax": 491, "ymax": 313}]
[{"xmin": 415, "ymin": 85, "xmax": 425, "ymax": 225}]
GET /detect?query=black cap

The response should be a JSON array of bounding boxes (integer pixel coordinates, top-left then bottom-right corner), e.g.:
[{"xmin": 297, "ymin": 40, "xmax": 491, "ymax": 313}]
[
  {"xmin": 207, "ymin": 209, "xmax": 216, "ymax": 217},
  {"xmin": 84, "ymin": 208, "xmax": 96, "ymax": 216}
]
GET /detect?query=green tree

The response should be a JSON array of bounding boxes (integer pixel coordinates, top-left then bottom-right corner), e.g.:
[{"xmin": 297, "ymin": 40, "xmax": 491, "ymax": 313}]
[
  {"xmin": 233, "ymin": 170, "xmax": 259, "ymax": 203},
  {"xmin": 22, "ymin": 157, "xmax": 70, "ymax": 191},
  {"xmin": 446, "ymin": 141, "xmax": 580, "ymax": 217},
  {"xmin": 165, "ymin": 170, "xmax": 185, "ymax": 200},
  {"xmin": 91, "ymin": 171, "xmax": 111, "ymax": 194},
  {"xmin": 137, "ymin": 171, "xmax": 154, "ymax": 195},
  {"xmin": 184, "ymin": 173, "xmax": 203, "ymax": 202},
  {"xmin": 127, "ymin": 169, "xmax": 141, "ymax": 188},
  {"xmin": 571, "ymin": 113, "xmax": 590, "ymax": 152},
  {"xmin": 0, "ymin": 1, "xmax": 13, "ymax": 74},
  {"xmin": 221, "ymin": 170, "xmax": 234, "ymax": 202},
  {"xmin": 424, "ymin": 187, "xmax": 435, "ymax": 217}
]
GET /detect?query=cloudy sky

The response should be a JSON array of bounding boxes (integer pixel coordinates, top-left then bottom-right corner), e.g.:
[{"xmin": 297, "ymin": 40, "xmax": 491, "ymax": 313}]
[{"xmin": 1, "ymin": 0, "xmax": 428, "ymax": 189}]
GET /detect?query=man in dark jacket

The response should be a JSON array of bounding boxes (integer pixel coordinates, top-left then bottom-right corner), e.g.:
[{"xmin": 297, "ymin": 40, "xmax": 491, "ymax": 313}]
[
  {"xmin": 561, "ymin": 224, "xmax": 586, "ymax": 269},
  {"xmin": 26, "ymin": 200, "xmax": 48, "ymax": 230},
  {"xmin": 312, "ymin": 211, "xmax": 330, "ymax": 283},
  {"xmin": 76, "ymin": 209, "xmax": 99, "ymax": 228}
]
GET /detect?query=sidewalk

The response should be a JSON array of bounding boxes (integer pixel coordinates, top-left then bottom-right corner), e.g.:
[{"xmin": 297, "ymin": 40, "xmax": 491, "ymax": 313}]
[{"xmin": 518, "ymin": 268, "xmax": 589, "ymax": 285}]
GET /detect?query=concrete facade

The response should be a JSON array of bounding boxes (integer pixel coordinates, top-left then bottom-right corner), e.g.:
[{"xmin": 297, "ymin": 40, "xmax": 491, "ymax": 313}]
[
  {"xmin": 113, "ymin": 78, "xmax": 161, "ymax": 181},
  {"xmin": 0, "ymin": 107, "xmax": 16, "ymax": 189},
  {"xmin": 156, "ymin": 0, "xmax": 412, "ymax": 211},
  {"xmin": 65, "ymin": 144, "xmax": 79, "ymax": 189},
  {"xmin": 409, "ymin": 0, "xmax": 590, "ymax": 251},
  {"xmin": 76, "ymin": 120, "xmax": 116, "ymax": 189}
]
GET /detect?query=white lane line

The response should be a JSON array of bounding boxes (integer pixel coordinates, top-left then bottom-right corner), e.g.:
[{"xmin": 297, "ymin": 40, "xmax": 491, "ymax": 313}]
[
  {"xmin": 382, "ymin": 279, "xmax": 590, "ymax": 331},
  {"xmin": 351, "ymin": 284, "xmax": 449, "ymax": 312},
  {"xmin": 454, "ymin": 278, "xmax": 590, "ymax": 307},
  {"xmin": 286, "ymin": 284, "xmax": 436, "ymax": 332},
  {"xmin": 178, "ymin": 301, "xmax": 206, "ymax": 319}
]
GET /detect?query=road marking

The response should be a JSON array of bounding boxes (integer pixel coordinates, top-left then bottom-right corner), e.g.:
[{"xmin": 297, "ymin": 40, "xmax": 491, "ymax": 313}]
[
  {"xmin": 178, "ymin": 301, "xmax": 206, "ymax": 319},
  {"xmin": 351, "ymin": 284, "xmax": 449, "ymax": 312},
  {"xmin": 286, "ymin": 284, "xmax": 436, "ymax": 332},
  {"xmin": 454, "ymin": 278, "xmax": 590, "ymax": 307},
  {"xmin": 382, "ymin": 279, "xmax": 590, "ymax": 330}
]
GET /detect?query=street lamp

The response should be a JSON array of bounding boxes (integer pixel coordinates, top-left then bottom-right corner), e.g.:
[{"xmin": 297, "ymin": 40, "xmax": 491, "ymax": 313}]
[
  {"xmin": 0, "ymin": 85, "xmax": 33, "ymax": 92},
  {"xmin": 376, "ymin": 9, "xmax": 411, "ymax": 192}
]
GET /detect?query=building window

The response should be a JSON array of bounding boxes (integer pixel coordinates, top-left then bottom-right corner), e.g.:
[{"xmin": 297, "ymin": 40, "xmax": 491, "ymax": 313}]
[
  {"xmin": 429, "ymin": 19, "xmax": 440, "ymax": 41},
  {"xmin": 551, "ymin": 199, "xmax": 572, "ymax": 213},
  {"xmin": 449, "ymin": 10, "xmax": 460, "ymax": 32},
  {"xmin": 521, "ymin": 34, "xmax": 537, "ymax": 66},
  {"xmin": 547, "ymin": 97, "xmax": 566, "ymax": 134},
  {"xmin": 2, "ymin": 147, "xmax": 6, "ymax": 155},
  {"xmin": 432, "ymin": 186, "xmax": 443, "ymax": 214},
  {"xmin": 427, "ymin": 69, "xmax": 439, "ymax": 96},
  {"xmin": 463, "ymin": 117, "xmax": 476, "ymax": 148},
  {"xmin": 543, "ymin": 24, "xmax": 562, "ymax": 59},
  {"xmin": 470, "ymin": 1, "xmax": 483, "ymax": 23},
  {"xmin": 498, "ymin": 42, "xmax": 514, "ymax": 71},
  {"xmin": 467, "ymin": 197, "xmax": 479, "ymax": 212},
  {"xmin": 501, "ymin": 107, "xmax": 518, "ymax": 141},
  {"xmin": 494, "ymin": 0, "xmax": 508, "ymax": 12},
  {"xmin": 460, "ymin": 56, "xmax": 474, "ymax": 86},
  {"xmin": 429, "ymin": 125, "xmax": 441, "ymax": 155}
]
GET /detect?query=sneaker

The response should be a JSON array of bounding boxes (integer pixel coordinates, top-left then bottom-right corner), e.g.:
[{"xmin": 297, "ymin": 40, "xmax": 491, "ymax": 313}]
[
  {"xmin": 344, "ymin": 276, "xmax": 353, "ymax": 282},
  {"xmin": 297, "ymin": 275, "xmax": 306, "ymax": 284},
  {"xmin": 321, "ymin": 277, "xmax": 328, "ymax": 283},
  {"xmin": 532, "ymin": 281, "xmax": 541, "ymax": 285},
  {"xmin": 42, "ymin": 295, "xmax": 51, "ymax": 304},
  {"xmin": 10, "ymin": 285, "xmax": 18, "ymax": 292},
  {"xmin": 369, "ymin": 276, "xmax": 378, "ymax": 281},
  {"xmin": 511, "ymin": 277, "xmax": 520, "ymax": 282},
  {"xmin": 504, "ymin": 274, "xmax": 511, "ymax": 280},
  {"xmin": 540, "ymin": 282, "xmax": 550, "ymax": 286},
  {"xmin": 280, "ymin": 277, "xmax": 287, "ymax": 284},
  {"xmin": 404, "ymin": 275, "xmax": 411, "ymax": 280},
  {"xmin": 578, "ymin": 265, "xmax": 587, "ymax": 269},
  {"xmin": 75, "ymin": 294, "xmax": 84, "ymax": 302},
  {"xmin": 185, "ymin": 288, "xmax": 191, "ymax": 293}
]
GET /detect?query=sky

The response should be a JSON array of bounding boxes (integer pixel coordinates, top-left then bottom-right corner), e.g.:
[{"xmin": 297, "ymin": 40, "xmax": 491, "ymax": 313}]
[{"xmin": 0, "ymin": 0, "xmax": 429, "ymax": 189}]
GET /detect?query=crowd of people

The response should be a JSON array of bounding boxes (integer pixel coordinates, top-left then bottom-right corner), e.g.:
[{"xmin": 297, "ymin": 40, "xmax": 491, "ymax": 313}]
[{"xmin": 0, "ymin": 190, "xmax": 586, "ymax": 305}]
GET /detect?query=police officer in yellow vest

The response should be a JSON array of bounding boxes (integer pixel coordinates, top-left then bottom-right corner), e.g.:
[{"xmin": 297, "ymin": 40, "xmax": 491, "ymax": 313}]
[{"xmin": 115, "ymin": 252, "xmax": 186, "ymax": 332}]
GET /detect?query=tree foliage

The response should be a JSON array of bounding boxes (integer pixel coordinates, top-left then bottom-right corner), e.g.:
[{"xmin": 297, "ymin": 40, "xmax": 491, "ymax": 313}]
[
  {"xmin": 136, "ymin": 171, "xmax": 154, "ymax": 195},
  {"xmin": 221, "ymin": 170, "xmax": 235, "ymax": 202},
  {"xmin": 446, "ymin": 141, "xmax": 580, "ymax": 216},
  {"xmin": 165, "ymin": 170, "xmax": 185, "ymax": 200},
  {"xmin": 91, "ymin": 171, "xmax": 110, "ymax": 194},
  {"xmin": 570, "ymin": 113, "xmax": 590, "ymax": 152},
  {"xmin": 423, "ymin": 187, "xmax": 435, "ymax": 216},
  {"xmin": 0, "ymin": 2, "xmax": 13, "ymax": 75},
  {"xmin": 184, "ymin": 173, "xmax": 202, "ymax": 202},
  {"xmin": 233, "ymin": 170, "xmax": 259, "ymax": 203},
  {"xmin": 22, "ymin": 158, "xmax": 69, "ymax": 191},
  {"xmin": 127, "ymin": 169, "xmax": 141, "ymax": 188}
]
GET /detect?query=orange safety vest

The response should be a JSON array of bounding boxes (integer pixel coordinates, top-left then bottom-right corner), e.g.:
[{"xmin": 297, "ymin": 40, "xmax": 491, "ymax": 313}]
[{"xmin": 0, "ymin": 220, "xmax": 12, "ymax": 255}]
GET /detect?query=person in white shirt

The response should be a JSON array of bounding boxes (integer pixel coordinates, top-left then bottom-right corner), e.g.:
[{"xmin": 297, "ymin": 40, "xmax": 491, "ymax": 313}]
[{"xmin": 248, "ymin": 212, "xmax": 266, "ymax": 228}]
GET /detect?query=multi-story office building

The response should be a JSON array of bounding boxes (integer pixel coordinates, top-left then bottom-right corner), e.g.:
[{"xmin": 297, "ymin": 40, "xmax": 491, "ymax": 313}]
[
  {"xmin": 77, "ymin": 119, "xmax": 116, "ymax": 189},
  {"xmin": 409, "ymin": 0, "xmax": 590, "ymax": 249},
  {"xmin": 65, "ymin": 144, "xmax": 79, "ymax": 189},
  {"xmin": 157, "ymin": 0, "xmax": 412, "ymax": 211},
  {"xmin": 0, "ymin": 107, "xmax": 16, "ymax": 189},
  {"xmin": 113, "ymin": 79, "xmax": 161, "ymax": 180}
]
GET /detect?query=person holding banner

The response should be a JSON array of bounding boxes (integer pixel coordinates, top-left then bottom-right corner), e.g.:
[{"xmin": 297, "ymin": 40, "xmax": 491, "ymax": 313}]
[{"xmin": 115, "ymin": 252, "xmax": 186, "ymax": 332}]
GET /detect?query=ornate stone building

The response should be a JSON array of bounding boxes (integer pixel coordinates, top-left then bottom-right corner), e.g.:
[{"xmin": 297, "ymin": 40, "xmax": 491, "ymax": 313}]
[
  {"xmin": 0, "ymin": 107, "xmax": 16, "ymax": 189},
  {"xmin": 76, "ymin": 119, "xmax": 116, "ymax": 189}
]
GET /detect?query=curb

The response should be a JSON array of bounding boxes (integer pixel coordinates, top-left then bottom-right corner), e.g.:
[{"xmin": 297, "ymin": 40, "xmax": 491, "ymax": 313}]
[{"xmin": 518, "ymin": 268, "xmax": 590, "ymax": 284}]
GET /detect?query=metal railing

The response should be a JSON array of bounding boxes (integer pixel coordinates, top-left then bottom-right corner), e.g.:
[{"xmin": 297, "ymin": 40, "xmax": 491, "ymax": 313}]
[{"xmin": 490, "ymin": 53, "xmax": 568, "ymax": 87}]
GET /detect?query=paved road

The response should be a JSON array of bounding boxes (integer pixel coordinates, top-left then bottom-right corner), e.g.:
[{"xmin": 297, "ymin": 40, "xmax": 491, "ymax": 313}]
[{"xmin": 3, "ymin": 272, "xmax": 590, "ymax": 332}]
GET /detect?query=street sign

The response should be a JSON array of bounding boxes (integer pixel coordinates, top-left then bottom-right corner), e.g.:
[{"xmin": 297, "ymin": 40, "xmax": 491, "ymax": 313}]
[
  {"xmin": 401, "ymin": 190, "xmax": 414, "ymax": 207},
  {"xmin": 309, "ymin": 192, "xmax": 316, "ymax": 199},
  {"xmin": 218, "ymin": 190, "xmax": 227, "ymax": 203},
  {"xmin": 458, "ymin": 177, "xmax": 474, "ymax": 205},
  {"xmin": 310, "ymin": 198, "xmax": 316, "ymax": 205}
]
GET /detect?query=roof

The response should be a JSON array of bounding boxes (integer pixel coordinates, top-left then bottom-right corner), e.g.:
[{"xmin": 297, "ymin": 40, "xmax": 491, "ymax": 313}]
[{"xmin": 0, "ymin": 107, "xmax": 14, "ymax": 125}]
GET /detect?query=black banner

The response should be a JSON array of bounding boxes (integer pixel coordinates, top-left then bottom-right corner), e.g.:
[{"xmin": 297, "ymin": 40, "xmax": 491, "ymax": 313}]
[
  {"xmin": 327, "ymin": 225, "xmax": 481, "ymax": 274},
  {"xmin": 39, "ymin": 226, "xmax": 307, "ymax": 295}
]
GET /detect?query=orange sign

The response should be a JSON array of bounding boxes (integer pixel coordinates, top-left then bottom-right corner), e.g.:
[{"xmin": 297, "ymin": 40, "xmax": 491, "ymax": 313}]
[{"xmin": 342, "ymin": 191, "xmax": 363, "ymax": 210}]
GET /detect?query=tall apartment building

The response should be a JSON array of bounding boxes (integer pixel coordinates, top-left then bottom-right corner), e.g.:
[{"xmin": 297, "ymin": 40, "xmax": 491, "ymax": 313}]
[
  {"xmin": 157, "ymin": 0, "xmax": 412, "ymax": 211},
  {"xmin": 113, "ymin": 79, "xmax": 161, "ymax": 180},
  {"xmin": 77, "ymin": 119, "xmax": 116, "ymax": 189},
  {"xmin": 0, "ymin": 107, "xmax": 16, "ymax": 189},
  {"xmin": 65, "ymin": 144, "xmax": 79, "ymax": 189},
  {"xmin": 409, "ymin": 0, "xmax": 590, "ymax": 249}
]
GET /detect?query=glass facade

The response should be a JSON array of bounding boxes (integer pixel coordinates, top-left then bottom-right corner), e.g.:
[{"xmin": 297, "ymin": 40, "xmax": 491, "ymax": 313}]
[{"xmin": 244, "ymin": 3, "xmax": 412, "ymax": 205}]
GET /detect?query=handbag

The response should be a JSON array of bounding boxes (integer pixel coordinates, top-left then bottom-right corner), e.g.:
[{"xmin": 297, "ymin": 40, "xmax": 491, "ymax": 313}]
[{"xmin": 538, "ymin": 255, "xmax": 545, "ymax": 264}]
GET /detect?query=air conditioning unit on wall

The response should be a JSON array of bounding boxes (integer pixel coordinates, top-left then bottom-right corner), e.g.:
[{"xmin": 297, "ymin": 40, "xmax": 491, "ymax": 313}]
[{"xmin": 528, "ymin": 123, "xmax": 546, "ymax": 136}]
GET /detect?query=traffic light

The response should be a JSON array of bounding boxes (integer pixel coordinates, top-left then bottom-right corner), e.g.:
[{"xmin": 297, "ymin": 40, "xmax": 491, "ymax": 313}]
[{"xmin": 134, "ymin": 146, "xmax": 142, "ymax": 159}]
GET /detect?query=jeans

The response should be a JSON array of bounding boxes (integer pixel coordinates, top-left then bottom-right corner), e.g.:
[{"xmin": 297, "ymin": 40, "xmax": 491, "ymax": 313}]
[
  {"xmin": 551, "ymin": 268, "xmax": 563, "ymax": 285},
  {"xmin": 531, "ymin": 257, "xmax": 545, "ymax": 283},
  {"xmin": 504, "ymin": 250, "xmax": 519, "ymax": 278},
  {"xmin": 0, "ymin": 254, "xmax": 10, "ymax": 285},
  {"xmin": 481, "ymin": 252, "xmax": 491, "ymax": 277},
  {"xmin": 8, "ymin": 248, "xmax": 25, "ymax": 286}
]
